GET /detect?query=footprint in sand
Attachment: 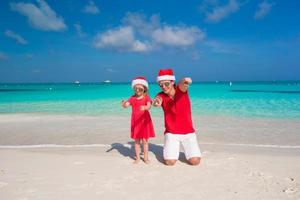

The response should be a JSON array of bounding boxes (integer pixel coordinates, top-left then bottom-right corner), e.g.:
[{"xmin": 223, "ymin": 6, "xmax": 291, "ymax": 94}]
[
  {"xmin": 284, "ymin": 177, "xmax": 295, "ymax": 182},
  {"xmin": 283, "ymin": 187, "xmax": 297, "ymax": 194}
]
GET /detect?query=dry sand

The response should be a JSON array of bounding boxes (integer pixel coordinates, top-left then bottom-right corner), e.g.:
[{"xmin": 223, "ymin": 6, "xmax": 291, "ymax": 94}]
[{"xmin": 1, "ymin": 146, "xmax": 300, "ymax": 200}]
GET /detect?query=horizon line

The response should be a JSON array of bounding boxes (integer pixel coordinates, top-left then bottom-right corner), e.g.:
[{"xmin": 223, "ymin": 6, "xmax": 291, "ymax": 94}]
[{"xmin": 1, "ymin": 80, "xmax": 300, "ymax": 84}]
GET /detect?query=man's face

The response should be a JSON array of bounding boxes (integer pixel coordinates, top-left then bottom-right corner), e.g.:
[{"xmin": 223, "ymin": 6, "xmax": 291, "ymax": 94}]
[{"xmin": 158, "ymin": 80, "xmax": 174, "ymax": 94}]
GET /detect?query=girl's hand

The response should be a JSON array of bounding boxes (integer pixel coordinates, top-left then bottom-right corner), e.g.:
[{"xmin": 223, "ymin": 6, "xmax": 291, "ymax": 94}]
[
  {"xmin": 121, "ymin": 100, "xmax": 129, "ymax": 108},
  {"xmin": 140, "ymin": 105, "xmax": 147, "ymax": 111},
  {"xmin": 140, "ymin": 102, "xmax": 151, "ymax": 111}
]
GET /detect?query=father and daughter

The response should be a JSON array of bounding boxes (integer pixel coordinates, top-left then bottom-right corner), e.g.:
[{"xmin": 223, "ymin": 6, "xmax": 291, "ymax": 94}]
[{"xmin": 121, "ymin": 69, "xmax": 201, "ymax": 166}]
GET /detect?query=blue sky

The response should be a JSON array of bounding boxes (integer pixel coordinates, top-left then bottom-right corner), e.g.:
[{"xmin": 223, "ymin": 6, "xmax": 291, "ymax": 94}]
[{"xmin": 0, "ymin": 0, "xmax": 299, "ymax": 83}]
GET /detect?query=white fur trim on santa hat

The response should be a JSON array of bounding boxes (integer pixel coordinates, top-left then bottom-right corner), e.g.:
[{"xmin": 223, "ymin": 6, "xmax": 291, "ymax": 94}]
[
  {"xmin": 131, "ymin": 79, "xmax": 148, "ymax": 88},
  {"xmin": 157, "ymin": 75, "xmax": 175, "ymax": 82}
]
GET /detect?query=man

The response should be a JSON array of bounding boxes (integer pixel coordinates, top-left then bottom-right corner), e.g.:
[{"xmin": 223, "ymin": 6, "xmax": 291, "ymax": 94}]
[{"xmin": 153, "ymin": 69, "xmax": 201, "ymax": 166}]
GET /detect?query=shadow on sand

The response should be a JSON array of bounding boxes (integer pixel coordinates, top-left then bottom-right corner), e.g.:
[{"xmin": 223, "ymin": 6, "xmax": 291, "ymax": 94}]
[{"xmin": 106, "ymin": 142, "xmax": 188, "ymax": 164}]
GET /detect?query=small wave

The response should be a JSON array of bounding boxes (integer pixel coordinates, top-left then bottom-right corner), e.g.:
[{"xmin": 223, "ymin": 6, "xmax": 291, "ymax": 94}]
[
  {"xmin": 231, "ymin": 90, "xmax": 300, "ymax": 94},
  {"xmin": 0, "ymin": 89, "xmax": 40, "ymax": 92}
]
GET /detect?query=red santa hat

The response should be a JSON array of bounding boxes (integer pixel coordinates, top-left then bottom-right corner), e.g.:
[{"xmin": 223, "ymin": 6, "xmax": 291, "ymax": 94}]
[
  {"xmin": 157, "ymin": 69, "xmax": 176, "ymax": 82},
  {"xmin": 131, "ymin": 76, "xmax": 148, "ymax": 88}
]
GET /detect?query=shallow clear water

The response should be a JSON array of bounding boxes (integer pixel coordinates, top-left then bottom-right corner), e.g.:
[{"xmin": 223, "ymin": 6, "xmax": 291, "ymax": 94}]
[{"xmin": 0, "ymin": 82, "xmax": 300, "ymax": 119}]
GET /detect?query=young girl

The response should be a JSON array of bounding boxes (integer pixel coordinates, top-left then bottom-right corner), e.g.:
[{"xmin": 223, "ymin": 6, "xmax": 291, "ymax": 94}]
[{"xmin": 121, "ymin": 77, "xmax": 155, "ymax": 164}]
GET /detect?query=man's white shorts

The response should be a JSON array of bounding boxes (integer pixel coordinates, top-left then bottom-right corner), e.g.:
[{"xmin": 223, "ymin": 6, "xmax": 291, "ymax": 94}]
[{"xmin": 163, "ymin": 132, "xmax": 202, "ymax": 160}]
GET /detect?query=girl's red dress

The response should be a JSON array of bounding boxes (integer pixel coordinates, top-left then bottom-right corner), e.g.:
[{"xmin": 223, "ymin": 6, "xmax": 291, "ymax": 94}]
[{"xmin": 128, "ymin": 95, "xmax": 155, "ymax": 139}]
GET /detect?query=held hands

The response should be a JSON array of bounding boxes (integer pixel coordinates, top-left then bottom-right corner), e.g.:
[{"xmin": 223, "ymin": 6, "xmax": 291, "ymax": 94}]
[{"xmin": 152, "ymin": 96, "xmax": 162, "ymax": 107}]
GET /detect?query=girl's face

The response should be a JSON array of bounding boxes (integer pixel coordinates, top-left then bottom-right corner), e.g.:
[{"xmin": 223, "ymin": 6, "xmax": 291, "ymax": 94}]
[{"xmin": 134, "ymin": 84, "xmax": 145, "ymax": 96}]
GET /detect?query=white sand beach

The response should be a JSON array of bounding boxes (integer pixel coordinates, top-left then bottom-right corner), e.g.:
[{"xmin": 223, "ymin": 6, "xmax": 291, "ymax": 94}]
[{"xmin": 1, "ymin": 114, "xmax": 300, "ymax": 200}]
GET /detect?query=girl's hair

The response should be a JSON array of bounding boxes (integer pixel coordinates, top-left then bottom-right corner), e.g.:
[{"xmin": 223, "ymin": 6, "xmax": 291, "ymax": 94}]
[{"xmin": 143, "ymin": 86, "xmax": 148, "ymax": 95}]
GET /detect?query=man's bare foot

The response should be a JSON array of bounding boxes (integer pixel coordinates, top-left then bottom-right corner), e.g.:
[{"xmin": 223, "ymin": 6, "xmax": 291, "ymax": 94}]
[
  {"xmin": 133, "ymin": 159, "xmax": 140, "ymax": 164},
  {"xmin": 144, "ymin": 159, "xmax": 150, "ymax": 164}
]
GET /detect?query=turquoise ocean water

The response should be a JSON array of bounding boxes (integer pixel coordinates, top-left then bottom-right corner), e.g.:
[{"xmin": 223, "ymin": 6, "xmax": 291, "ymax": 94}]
[{"xmin": 0, "ymin": 82, "xmax": 300, "ymax": 119}]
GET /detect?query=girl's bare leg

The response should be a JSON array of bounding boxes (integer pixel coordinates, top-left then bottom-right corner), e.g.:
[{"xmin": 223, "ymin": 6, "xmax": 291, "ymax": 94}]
[
  {"xmin": 142, "ymin": 139, "xmax": 150, "ymax": 164},
  {"xmin": 133, "ymin": 139, "xmax": 141, "ymax": 164}
]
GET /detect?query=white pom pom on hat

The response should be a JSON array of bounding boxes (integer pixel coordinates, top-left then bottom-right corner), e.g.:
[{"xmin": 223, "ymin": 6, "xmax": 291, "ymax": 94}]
[{"xmin": 131, "ymin": 76, "xmax": 149, "ymax": 88}]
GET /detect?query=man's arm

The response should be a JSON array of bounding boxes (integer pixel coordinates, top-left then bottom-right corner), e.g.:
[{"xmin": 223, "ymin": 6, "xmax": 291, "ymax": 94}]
[
  {"xmin": 178, "ymin": 77, "xmax": 192, "ymax": 92},
  {"xmin": 152, "ymin": 96, "xmax": 162, "ymax": 107}
]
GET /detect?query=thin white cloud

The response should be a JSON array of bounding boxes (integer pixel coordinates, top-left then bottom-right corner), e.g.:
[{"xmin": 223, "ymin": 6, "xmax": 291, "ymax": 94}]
[
  {"xmin": 93, "ymin": 26, "xmax": 152, "ymax": 52},
  {"xmin": 105, "ymin": 68, "xmax": 117, "ymax": 73},
  {"xmin": 93, "ymin": 13, "xmax": 205, "ymax": 53},
  {"xmin": 4, "ymin": 30, "xmax": 28, "ymax": 45},
  {"xmin": 192, "ymin": 51, "xmax": 201, "ymax": 60},
  {"xmin": 10, "ymin": 0, "xmax": 67, "ymax": 31},
  {"xmin": 26, "ymin": 54, "xmax": 34, "ymax": 59},
  {"xmin": 204, "ymin": 0, "xmax": 240, "ymax": 23},
  {"xmin": 152, "ymin": 26, "xmax": 205, "ymax": 47},
  {"xmin": 74, "ymin": 23, "xmax": 86, "ymax": 37},
  {"xmin": 122, "ymin": 13, "xmax": 161, "ymax": 37},
  {"xmin": 205, "ymin": 40, "xmax": 236, "ymax": 54},
  {"xmin": 254, "ymin": 1, "xmax": 274, "ymax": 20},
  {"xmin": 0, "ymin": 52, "xmax": 9, "ymax": 60},
  {"xmin": 33, "ymin": 69, "xmax": 40, "ymax": 73},
  {"xmin": 83, "ymin": 1, "xmax": 100, "ymax": 15}
]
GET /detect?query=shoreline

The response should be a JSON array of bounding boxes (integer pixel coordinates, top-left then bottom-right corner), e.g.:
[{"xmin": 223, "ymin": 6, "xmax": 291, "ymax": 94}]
[
  {"xmin": 1, "ymin": 142, "xmax": 300, "ymax": 150},
  {"xmin": 1, "ymin": 113, "xmax": 300, "ymax": 146},
  {"xmin": 1, "ymin": 111, "xmax": 300, "ymax": 120}
]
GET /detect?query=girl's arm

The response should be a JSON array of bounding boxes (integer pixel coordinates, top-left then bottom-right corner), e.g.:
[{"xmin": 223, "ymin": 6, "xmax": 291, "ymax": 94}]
[
  {"xmin": 178, "ymin": 77, "xmax": 192, "ymax": 92},
  {"xmin": 121, "ymin": 100, "xmax": 131, "ymax": 108},
  {"xmin": 140, "ymin": 101, "xmax": 151, "ymax": 111}
]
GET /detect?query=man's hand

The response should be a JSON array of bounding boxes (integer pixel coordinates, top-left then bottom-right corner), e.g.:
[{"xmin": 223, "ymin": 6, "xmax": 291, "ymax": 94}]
[
  {"xmin": 183, "ymin": 77, "xmax": 192, "ymax": 85},
  {"xmin": 179, "ymin": 77, "xmax": 192, "ymax": 92},
  {"xmin": 152, "ymin": 96, "xmax": 162, "ymax": 107}
]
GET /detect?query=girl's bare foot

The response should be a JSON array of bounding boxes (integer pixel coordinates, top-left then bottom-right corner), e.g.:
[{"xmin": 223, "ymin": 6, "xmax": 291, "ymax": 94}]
[{"xmin": 133, "ymin": 158, "xmax": 140, "ymax": 164}]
